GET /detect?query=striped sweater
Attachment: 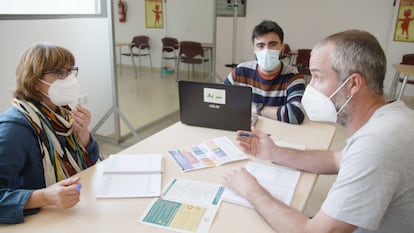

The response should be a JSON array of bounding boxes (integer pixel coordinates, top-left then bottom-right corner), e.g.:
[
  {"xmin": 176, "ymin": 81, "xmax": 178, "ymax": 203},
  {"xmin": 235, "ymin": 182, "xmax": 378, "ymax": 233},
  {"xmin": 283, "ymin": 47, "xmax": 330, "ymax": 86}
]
[{"xmin": 224, "ymin": 60, "xmax": 305, "ymax": 124}]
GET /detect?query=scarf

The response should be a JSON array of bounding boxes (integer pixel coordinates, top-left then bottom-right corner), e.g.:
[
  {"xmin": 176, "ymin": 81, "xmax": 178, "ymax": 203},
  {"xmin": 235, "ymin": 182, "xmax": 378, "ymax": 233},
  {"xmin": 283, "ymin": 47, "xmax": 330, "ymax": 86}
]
[{"xmin": 12, "ymin": 98, "xmax": 94, "ymax": 186}]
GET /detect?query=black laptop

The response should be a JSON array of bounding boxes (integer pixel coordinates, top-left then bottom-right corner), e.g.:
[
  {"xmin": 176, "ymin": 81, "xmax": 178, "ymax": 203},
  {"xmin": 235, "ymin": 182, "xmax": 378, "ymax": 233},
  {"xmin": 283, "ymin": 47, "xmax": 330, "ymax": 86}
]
[{"xmin": 178, "ymin": 80, "xmax": 252, "ymax": 131}]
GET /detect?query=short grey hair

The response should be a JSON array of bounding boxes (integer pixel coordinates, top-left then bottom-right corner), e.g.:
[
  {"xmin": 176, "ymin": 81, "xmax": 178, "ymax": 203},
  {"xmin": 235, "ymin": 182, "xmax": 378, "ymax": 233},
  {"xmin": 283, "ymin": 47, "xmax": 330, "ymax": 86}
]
[{"xmin": 314, "ymin": 30, "xmax": 386, "ymax": 95}]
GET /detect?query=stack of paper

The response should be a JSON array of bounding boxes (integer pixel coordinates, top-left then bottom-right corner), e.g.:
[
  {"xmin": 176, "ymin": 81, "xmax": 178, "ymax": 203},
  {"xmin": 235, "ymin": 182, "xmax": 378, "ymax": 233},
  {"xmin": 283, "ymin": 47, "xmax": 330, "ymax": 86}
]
[
  {"xmin": 223, "ymin": 161, "xmax": 301, "ymax": 208},
  {"xmin": 96, "ymin": 154, "xmax": 163, "ymax": 198}
]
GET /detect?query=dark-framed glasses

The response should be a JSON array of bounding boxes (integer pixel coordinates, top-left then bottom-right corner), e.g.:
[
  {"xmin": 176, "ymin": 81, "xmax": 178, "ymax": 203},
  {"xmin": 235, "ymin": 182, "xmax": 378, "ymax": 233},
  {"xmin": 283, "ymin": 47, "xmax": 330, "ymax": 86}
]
[{"xmin": 42, "ymin": 66, "xmax": 78, "ymax": 79}]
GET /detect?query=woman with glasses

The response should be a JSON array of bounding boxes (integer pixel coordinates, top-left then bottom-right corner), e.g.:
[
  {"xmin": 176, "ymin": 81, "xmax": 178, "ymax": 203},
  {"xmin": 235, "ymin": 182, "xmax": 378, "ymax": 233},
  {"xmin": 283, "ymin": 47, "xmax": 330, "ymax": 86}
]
[{"xmin": 0, "ymin": 43, "xmax": 99, "ymax": 224}]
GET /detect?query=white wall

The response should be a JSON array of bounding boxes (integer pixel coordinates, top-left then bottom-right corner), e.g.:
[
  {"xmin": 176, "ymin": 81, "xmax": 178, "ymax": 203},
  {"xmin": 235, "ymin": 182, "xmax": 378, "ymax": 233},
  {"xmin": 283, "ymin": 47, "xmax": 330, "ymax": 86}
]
[
  {"xmin": 215, "ymin": 0, "xmax": 414, "ymax": 96},
  {"xmin": 0, "ymin": 18, "xmax": 114, "ymax": 134}
]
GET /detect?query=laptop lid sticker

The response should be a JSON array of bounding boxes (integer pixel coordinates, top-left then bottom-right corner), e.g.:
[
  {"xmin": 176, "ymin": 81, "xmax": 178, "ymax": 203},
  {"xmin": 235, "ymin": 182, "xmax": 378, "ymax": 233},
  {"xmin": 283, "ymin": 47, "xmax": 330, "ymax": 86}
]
[{"xmin": 204, "ymin": 88, "xmax": 226, "ymax": 105}]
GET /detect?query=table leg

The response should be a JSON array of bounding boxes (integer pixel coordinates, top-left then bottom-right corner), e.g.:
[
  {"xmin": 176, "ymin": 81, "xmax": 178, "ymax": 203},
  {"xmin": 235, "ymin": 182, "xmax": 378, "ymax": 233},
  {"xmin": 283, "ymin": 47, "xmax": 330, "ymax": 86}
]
[
  {"xmin": 397, "ymin": 74, "xmax": 409, "ymax": 100},
  {"xmin": 387, "ymin": 70, "xmax": 400, "ymax": 101}
]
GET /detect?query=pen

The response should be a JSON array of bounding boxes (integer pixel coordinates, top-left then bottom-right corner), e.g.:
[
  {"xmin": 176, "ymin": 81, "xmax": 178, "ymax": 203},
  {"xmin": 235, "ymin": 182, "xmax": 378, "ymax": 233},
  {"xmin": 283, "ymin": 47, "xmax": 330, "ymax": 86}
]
[
  {"xmin": 239, "ymin": 133, "xmax": 271, "ymax": 137},
  {"xmin": 76, "ymin": 183, "xmax": 82, "ymax": 192}
]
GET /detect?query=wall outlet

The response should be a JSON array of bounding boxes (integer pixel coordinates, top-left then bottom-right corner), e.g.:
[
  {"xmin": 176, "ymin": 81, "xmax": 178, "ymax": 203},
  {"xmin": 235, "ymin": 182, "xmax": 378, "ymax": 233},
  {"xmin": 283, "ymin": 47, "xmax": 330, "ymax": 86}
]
[{"xmin": 78, "ymin": 94, "xmax": 88, "ymax": 105}]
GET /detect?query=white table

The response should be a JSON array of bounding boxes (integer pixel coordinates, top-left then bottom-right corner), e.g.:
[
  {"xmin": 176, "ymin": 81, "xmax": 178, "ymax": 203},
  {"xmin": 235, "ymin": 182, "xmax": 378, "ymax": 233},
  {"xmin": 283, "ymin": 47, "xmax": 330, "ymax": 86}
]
[{"xmin": 3, "ymin": 117, "xmax": 336, "ymax": 233}]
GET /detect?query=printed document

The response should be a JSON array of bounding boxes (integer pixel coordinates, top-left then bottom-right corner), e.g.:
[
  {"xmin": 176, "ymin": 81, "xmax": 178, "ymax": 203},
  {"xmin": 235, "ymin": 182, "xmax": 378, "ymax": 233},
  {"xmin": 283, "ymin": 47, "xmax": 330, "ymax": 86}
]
[
  {"xmin": 139, "ymin": 178, "xmax": 225, "ymax": 233},
  {"xmin": 223, "ymin": 162, "xmax": 300, "ymax": 208},
  {"xmin": 167, "ymin": 136, "xmax": 247, "ymax": 172}
]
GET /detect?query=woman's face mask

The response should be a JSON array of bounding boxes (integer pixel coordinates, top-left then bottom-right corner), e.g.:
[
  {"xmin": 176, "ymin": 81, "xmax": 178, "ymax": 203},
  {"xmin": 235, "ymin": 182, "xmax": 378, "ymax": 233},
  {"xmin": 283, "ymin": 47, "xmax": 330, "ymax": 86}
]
[
  {"xmin": 39, "ymin": 73, "xmax": 80, "ymax": 107},
  {"xmin": 255, "ymin": 49, "xmax": 281, "ymax": 72},
  {"xmin": 302, "ymin": 76, "xmax": 353, "ymax": 123}
]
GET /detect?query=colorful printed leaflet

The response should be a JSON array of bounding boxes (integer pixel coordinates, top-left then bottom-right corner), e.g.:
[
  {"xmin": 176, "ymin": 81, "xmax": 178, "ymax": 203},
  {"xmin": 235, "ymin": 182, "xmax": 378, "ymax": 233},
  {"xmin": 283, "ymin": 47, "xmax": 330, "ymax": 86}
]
[
  {"xmin": 167, "ymin": 136, "xmax": 247, "ymax": 172},
  {"xmin": 140, "ymin": 178, "xmax": 225, "ymax": 233}
]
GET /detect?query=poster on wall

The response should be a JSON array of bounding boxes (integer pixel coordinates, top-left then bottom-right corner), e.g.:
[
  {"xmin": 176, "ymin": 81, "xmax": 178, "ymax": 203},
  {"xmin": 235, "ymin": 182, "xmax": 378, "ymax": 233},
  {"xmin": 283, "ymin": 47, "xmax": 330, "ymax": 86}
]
[
  {"xmin": 145, "ymin": 0, "xmax": 163, "ymax": 28},
  {"xmin": 394, "ymin": 0, "xmax": 414, "ymax": 42}
]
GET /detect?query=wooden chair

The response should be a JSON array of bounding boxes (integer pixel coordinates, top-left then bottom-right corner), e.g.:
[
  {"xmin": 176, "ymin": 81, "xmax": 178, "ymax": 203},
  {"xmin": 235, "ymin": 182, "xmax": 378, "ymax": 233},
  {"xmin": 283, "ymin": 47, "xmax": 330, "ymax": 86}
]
[
  {"xmin": 295, "ymin": 49, "xmax": 312, "ymax": 83},
  {"xmin": 280, "ymin": 43, "xmax": 293, "ymax": 64},
  {"xmin": 121, "ymin": 35, "xmax": 153, "ymax": 78},
  {"xmin": 176, "ymin": 41, "xmax": 209, "ymax": 81},
  {"xmin": 161, "ymin": 37, "xmax": 179, "ymax": 76}
]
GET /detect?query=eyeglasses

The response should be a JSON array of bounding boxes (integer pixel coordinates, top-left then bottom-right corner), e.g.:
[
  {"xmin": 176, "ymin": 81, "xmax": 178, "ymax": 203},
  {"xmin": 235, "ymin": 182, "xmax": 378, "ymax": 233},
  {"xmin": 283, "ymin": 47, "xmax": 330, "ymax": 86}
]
[{"xmin": 42, "ymin": 66, "xmax": 78, "ymax": 79}]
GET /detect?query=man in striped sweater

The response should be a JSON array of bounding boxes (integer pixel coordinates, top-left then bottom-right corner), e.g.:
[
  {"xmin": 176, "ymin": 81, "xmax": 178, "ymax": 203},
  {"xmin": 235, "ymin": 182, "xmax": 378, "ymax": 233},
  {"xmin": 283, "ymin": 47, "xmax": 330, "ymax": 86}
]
[{"xmin": 224, "ymin": 20, "xmax": 305, "ymax": 124}]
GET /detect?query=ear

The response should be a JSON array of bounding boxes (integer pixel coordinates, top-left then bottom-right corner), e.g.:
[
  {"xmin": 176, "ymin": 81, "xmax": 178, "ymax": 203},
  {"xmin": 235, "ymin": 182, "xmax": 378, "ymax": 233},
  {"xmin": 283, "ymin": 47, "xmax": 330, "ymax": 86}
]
[
  {"xmin": 279, "ymin": 45, "xmax": 285, "ymax": 59},
  {"xmin": 348, "ymin": 73, "xmax": 363, "ymax": 96}
]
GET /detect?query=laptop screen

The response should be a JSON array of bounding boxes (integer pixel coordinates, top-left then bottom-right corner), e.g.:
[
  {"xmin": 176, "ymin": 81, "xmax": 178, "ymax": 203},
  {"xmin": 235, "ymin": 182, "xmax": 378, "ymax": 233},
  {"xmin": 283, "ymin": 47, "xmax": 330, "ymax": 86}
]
[{"xmin": 178, "ymin": 80, "xmax": 252, "ymax": 131}]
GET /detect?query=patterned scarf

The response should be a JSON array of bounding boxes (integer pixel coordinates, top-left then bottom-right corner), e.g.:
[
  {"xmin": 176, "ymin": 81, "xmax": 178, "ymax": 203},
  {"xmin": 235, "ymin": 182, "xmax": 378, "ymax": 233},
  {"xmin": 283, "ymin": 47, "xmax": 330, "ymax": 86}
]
[{"xmin": 12, "ymin": 98, "xmax": 94, "ymax": 186}]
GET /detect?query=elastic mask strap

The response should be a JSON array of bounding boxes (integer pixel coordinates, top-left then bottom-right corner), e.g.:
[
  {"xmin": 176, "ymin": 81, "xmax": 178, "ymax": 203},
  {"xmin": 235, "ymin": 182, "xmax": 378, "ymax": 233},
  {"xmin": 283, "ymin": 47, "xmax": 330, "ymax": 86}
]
[
  {"xmin": 39, "ymin": 78, "xmax": 52, "ymax": 86},
  {"xmin": 328, "ymin": 76, "xmax": 352, "ymax": 99},
  {"xmin": 336, "ymin": 94, "xmax": 353, "ymax": 114},
  {"xmin": 38, "ymin": 79, "xmax": 51, "ymax": 98}
]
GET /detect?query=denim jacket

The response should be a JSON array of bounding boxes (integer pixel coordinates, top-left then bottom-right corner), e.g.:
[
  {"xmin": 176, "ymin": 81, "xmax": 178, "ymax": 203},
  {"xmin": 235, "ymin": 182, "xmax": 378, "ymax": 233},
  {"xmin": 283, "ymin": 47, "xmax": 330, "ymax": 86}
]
[{"xmin": 0, "ymin": 106, "xmax": 99, "ymax": 224}]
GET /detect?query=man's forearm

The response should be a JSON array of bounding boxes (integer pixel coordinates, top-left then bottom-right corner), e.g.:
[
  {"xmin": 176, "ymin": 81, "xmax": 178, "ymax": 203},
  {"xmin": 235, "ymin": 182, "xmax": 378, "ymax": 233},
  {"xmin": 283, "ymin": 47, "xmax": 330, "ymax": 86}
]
[
  {"xmin": 247, "ymin": 185, "xmax": 310, "ymax": 233},
  {"xmin": 271, "ymin": 147, "xmax": 339, "ymax": 174}
]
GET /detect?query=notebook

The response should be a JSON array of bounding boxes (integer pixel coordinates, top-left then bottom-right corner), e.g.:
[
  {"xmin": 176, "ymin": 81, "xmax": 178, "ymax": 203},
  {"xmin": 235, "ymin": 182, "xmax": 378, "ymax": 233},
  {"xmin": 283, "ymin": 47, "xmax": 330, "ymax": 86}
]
[
  {"xmin": 96, "ymin": 154, "xmax": 163, "ymax": 198},
  {"xmin": 178, "ymin": 80, "xmax": 252, "ymax": 131}
]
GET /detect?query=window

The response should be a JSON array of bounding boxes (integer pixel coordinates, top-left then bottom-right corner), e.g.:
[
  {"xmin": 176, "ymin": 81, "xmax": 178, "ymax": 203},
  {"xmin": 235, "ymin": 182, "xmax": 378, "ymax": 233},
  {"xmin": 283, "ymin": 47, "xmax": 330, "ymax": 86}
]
[{"xmin": 0, "ymin": 0, "xmax": 106, "ymax": 19}]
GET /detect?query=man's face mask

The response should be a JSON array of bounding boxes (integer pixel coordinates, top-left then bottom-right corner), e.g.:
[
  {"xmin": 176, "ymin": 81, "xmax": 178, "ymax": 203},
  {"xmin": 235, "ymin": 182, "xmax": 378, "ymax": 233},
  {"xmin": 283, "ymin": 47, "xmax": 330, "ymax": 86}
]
[
  {"xmin": 302, "ymin": 76, "xmax": 353, "ymax": 123},
  {"xmin": 255, "ymin": 49, "xmax": 281, "ymax": 72}
]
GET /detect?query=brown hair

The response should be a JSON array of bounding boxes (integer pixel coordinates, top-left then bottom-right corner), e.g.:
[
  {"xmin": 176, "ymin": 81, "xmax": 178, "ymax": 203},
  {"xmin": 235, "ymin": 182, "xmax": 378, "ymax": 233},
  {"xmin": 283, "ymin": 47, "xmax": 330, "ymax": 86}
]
[{"xmin": 14, "ymin": 43, "xmax": 75, "ymax": 101}]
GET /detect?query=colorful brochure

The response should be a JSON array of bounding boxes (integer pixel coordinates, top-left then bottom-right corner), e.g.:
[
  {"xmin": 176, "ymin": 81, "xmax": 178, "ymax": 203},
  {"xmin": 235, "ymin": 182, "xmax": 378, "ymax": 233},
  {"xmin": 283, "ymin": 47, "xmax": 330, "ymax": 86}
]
[
  {"xmin": 167, "ymin": 136, "xmax": 247, "ymax": 172},
  {"xmin": 139, "ymin": 178, "xmax": 225, "ymax": 233}
]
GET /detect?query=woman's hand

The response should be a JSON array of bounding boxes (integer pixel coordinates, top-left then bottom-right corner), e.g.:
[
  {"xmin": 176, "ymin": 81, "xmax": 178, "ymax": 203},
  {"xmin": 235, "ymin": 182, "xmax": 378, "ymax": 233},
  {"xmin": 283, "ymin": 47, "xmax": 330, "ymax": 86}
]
[
  {"xmin": 72, "ymin": 105, "xmax": 91, "ymax": 147},
  {"xmin": 35, "ymin": 177, "xmax": 82, "ymax": 209}
]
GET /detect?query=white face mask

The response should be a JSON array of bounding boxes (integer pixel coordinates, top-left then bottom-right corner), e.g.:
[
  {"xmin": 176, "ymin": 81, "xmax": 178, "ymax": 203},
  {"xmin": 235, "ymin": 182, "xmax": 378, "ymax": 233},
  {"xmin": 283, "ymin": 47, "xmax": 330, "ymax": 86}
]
[
  {"xmin": 39, "ymin": 73, "xmax": 80, "ymax": 107},
  {"xmin": 302, "ymin": 76, "xmax": 353, "ymax": 123},
  {"xmin": 255, "ymin": 49, "xmax": 281, "ymax": 72}
]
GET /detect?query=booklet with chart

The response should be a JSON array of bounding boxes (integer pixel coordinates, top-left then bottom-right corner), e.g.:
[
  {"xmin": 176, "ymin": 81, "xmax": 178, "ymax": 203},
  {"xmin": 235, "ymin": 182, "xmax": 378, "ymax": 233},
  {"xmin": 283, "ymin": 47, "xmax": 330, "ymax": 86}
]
[
  {"xmin": 96, "ymin": 154, "xmax": 163, "ymax": 198},
  {"xmin": 139, "ymin": 177, "xmax": 225, "ymax": 233},
  {"xmin": 222, "ymin": 161, "xmax": 301, "ymax": 208},
  {"xmin": 167, "ymin": 136, "xmax": 248, "ymax": 172}
]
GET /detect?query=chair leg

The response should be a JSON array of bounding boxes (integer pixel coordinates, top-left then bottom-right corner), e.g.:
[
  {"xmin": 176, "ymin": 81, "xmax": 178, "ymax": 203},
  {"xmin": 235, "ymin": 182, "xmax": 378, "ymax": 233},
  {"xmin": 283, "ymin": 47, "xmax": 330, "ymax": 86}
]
[
  {"xmin": 188, "ymin": 64, "xmax": 191, "ymax": 80},
  {"xmin": 130, "ymin": 55, "xmax": 138, "ymax": 79},
  {"xmin": 149, "ymin": 55, "xmax": 153, "ymax": 73},
  {"xmin": 176, "ymin": 60, "xmax": 180, "ymax": 81},
  {"xmin": 160, "ymin": 56, "xmax": 164, "ymax": 78},
  {"xmin": 138, "ymin": 56, "xmax": 142, "ymax": 74}
]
